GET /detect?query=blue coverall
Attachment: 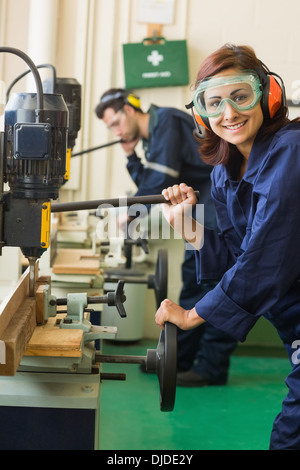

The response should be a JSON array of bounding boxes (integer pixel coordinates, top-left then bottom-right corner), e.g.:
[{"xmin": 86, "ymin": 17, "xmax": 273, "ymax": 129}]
[
  {"xmin": 127, "ymin": 104, "xmax": 237, "ymax": 384},
  {"xmin": 194, "ymin": 122, "xmax": 300, "ymax": 449}
]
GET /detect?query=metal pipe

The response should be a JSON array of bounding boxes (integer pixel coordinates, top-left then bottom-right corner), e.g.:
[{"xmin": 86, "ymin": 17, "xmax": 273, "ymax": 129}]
[
  {"xmin": 0, "ymin": 47, "xmax": 44, "ymax": 111},
  {"xmin": 51, "ymin": 191, "xmax": 200, "ymax": 213},
  {"xmin": 97, "ymin": 354, "xmax": 146, "ymax": 365},
  {"xmin": 50, "ymin": 295, "xmax": 110, "ymax": 306},
  {"xmin": 71, "ymin": 140, "xmax": 122, "ymax": 157},
  {"xmin": 104, "ymin": 276, "xmax": 148, "ymax": 284},
  {"xmin": 100, "ymin": 373, "xmax": 126, "ymax": 381}
]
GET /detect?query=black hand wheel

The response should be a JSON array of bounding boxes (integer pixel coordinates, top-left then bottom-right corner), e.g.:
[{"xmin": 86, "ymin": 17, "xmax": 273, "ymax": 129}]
[
  {"xmin": 146, "ymin": 321, "xmax": 177, "ymax": 411},
  {"xmin": 148, "ymin": 248, "xmax": 168, "ymax": 308},
  {"xmin": 98, "ymin": 320, "xmax": 177, "ymax": 412}
]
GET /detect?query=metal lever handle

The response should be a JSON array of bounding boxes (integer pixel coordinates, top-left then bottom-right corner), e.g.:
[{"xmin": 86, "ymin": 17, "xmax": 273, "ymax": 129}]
[
  {"xmin": 71, "ymin": 140, "xmax": 122, "ymax": 157},
  {"xmin": 51, "ymin": 191, "xmax": 200, "ymax": 213},
  {"xmin": 51, "ymin": 280, "xmax": 127, "ymax": 318},
  {"xmin": 106, "ymin": 280, "xmax": 127, "ymax": 318}
]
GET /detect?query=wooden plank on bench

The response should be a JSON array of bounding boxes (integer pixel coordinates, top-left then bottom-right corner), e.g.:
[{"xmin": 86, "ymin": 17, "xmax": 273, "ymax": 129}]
[
  {"xmin": 0, "ymin": 267, "xmax": 32, "ymax": 337},
  {"xmin": 52, "ymin": 249, "xmax": 100, "ymax": 275},
  {"xmin": 0, "ymin": 297, "xmax": 37, "ymax": 376},
  {"xmin": 0, "ymin": 263, "xmax": 40, "ymax": 376},
  {"xmin": 25, "ymin": 315, "xmax": 83, "ymax": 358}
]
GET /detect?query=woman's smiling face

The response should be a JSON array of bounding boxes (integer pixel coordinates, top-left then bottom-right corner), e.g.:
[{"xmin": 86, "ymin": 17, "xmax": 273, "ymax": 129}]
[{"xmin": 207, "ymin": 68, "xmax": 264, "ymax": 158}]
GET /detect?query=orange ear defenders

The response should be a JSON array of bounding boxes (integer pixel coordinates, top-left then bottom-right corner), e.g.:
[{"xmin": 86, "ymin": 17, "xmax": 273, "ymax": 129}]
[
  {"xmin": 193, "ymin": 108, "xmax": 208, "ymax": 135},
  {"xmin": 256, "ymin": 64, "xmax": 286, "ymax": 119},
  {"xmin": 185, "ymin": 101, "xmax": 209, "ymax": 135},
  {"xmin": 185, "ymin": 101, "xmax": 211, "ymax": 133},
  {"xmin": 193, "ymin": 108, "xmax": 211, "ymax": 132}
]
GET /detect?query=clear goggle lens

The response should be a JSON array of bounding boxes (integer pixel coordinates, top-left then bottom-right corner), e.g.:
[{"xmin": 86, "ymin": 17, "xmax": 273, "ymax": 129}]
[{"xmin": 193, "ymin": 73, "xmax": 262, "ymax": 118}]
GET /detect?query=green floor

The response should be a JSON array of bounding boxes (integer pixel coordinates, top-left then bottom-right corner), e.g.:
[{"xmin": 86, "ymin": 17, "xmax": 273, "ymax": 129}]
[{"xmin": 99, "ymin": 340, "xmax": 291, "ymax": 451}]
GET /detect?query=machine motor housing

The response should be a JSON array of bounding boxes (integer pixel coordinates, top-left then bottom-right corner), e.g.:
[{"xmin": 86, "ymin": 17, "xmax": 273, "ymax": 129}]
[{"xmin": 4, "ymin": 92, "xmax": 69, "ymax": 200}]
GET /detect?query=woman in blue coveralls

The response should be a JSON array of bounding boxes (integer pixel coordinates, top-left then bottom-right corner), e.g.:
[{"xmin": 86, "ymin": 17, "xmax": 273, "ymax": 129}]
[{"xmin": 155, "ymin": 43, "xmax": 300, "ymax": 450}]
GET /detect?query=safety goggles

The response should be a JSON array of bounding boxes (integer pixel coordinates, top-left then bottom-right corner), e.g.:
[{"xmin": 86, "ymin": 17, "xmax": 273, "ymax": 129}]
[{"xmin": 193, "ymin": 72, "xmax": 262, "ymax": 118}]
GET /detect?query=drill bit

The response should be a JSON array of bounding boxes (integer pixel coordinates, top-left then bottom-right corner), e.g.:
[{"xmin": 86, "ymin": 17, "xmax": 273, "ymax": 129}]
[{"xmin": 28, "ymin": 257, "xmax": 36, "ymax": 297}]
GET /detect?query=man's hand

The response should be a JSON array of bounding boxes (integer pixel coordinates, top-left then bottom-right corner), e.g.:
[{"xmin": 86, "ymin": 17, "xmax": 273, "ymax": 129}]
[{"xmin": 121, "ymin": 138, "xmax": 140, "ymax": 155}]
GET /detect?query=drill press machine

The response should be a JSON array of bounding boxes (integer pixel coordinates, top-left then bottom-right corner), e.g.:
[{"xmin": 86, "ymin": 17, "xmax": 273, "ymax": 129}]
[{"xmin": 0, "ymin": 47, "xmax": 70, "ymax": 296}]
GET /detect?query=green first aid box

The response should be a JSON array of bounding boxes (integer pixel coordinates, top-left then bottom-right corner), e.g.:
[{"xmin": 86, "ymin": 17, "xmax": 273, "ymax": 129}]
[{"xmin": 123, "ymin": 37, "xmax": 189, "ymax": 89}]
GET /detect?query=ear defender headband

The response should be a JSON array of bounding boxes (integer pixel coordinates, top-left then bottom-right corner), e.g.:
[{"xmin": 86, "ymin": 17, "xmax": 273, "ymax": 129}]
[
  {"xmin": 255, "ymin": 62, "xmax": 286, "ymax": 119},
  {"xmin": 100, "ymin": 90, "xmax": 141, "ymax": 110},
  {"xmin": 189, "ymin": 64, "xmax": 286, "ymax": 132}
]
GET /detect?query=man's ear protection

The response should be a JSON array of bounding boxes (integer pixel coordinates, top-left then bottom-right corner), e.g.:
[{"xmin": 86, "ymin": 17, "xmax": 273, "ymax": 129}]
[
  {"xmin": 101, "ymin": 90, "xmax": 141, "ymax": 110},
  {"xmin": 190, "ymin": 66, "xmax": 286, "ymax": 132},
  {"xmin": 125, "ymin": 93, "xmax": 141, "ymax": 109}
]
